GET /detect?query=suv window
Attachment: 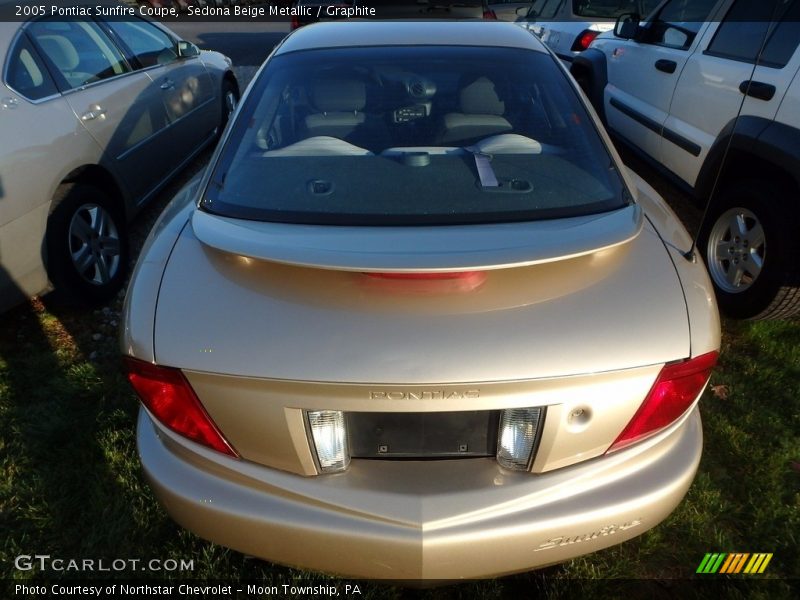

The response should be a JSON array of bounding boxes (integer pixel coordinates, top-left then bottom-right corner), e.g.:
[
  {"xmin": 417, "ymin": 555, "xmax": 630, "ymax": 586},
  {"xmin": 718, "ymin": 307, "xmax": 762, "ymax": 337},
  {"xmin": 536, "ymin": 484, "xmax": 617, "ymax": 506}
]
[
  {"xmin": 204, "ymin": 45, "xmax": 629, "ymax": 226},
  {"xmin": 27, "ymin": 20, "xmax": 130, "ymax": 91},
  {"xmin": 6, "ymin": 33, "xmax": 58, "ymax": 100},
  {"xmin": 104, "ymin": 19, "xmax": 178, "ymax": 69},
  {"xmin": 706, "ymin": 0, "xmax": 800, "ymax": 69},
  {"xmin": 647, "ymin": 0, "xmax": 717, "ymax": 49},
  {"xmin": 529, "ymin": 0, "xmax": 562, "ymax": 20}
]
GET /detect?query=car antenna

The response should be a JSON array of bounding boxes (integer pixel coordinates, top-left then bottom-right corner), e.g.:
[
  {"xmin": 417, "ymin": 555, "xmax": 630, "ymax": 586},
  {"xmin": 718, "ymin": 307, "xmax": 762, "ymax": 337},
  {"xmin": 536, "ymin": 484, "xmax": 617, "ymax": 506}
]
[{"xmin": 683, "ymin": 1, "xmax": 784, "ymax": 262}]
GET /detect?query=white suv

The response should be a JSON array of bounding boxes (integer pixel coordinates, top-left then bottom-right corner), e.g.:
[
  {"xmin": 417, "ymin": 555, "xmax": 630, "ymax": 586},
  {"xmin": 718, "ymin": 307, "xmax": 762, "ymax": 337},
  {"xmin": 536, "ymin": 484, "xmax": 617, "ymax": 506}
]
[
  {"xmin": 571, "ymin": 0, "xmax": 800, "ymax": 319},
  {"xmin": 515, "ymin": 0, "xmax": 662, "ymax": 62}
]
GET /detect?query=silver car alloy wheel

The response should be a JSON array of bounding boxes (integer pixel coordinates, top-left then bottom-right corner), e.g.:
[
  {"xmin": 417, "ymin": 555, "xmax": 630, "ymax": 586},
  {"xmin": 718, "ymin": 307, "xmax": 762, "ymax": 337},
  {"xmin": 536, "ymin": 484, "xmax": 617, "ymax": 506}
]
[
  {"xmin": 68, "ymin": 203, "xmax": 121, "ymax": 286},
  {"xmin": 707, "ymin": 206, "xmax": 766, "ymax": 294},
  {"xmin": 224, "ymin": 89, "xmax": 237, "ymax": 119}
]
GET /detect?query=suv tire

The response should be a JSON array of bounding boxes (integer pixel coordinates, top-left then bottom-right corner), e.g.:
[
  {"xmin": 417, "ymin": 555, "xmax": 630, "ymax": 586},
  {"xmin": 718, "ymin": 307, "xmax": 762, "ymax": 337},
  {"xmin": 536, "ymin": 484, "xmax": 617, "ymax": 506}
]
[{"xmin": 699, "ymin": 180, "xmax": 800, "ymax": 320}]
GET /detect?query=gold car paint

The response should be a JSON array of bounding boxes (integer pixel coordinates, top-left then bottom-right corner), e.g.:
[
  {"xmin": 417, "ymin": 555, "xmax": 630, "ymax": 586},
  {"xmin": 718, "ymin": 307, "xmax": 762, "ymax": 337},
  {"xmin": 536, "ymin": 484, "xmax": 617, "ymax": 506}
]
[
  {"xmin": 152, "ymin": 219, "xmax": 689, "ymax": 383},
  {"xmin": 121, "ymin": 176, "xmax": 201, "ymax": 362},
  {"xmin": 563, "ymin": 38, "xmax": 720, "ymax": 359},
  {"xmin": 190, "ymin": 204, "xmax": 644, "ymax": 274},
  {"xmin": 138, "ymin": 406, "xmax": 702, "ymax": 579},
  {"xmin": 185, "ymin": 363, "xmax": 663, "ymax": 476},
  {"xmin": 629, "ymin": 168, "xmax": 722, "ymax": 357}
]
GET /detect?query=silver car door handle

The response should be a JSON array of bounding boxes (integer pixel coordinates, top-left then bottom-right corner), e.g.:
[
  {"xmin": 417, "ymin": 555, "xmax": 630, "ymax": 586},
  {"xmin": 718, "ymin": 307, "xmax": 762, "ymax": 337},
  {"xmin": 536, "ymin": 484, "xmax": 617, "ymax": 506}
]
[
  {"xmin": 81, "ymin": 108, "xmax": 107, "ymax": 121},
  {"xmin": 161, "ymin": 79, "xmax": 175, "ymax": 90}
]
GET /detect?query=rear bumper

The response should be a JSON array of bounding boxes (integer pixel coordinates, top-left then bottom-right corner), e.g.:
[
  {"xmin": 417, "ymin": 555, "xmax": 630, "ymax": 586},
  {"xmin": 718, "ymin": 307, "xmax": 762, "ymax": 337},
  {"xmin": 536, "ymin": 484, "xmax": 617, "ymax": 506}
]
[{"xmin": 138, "ymin": 407, "xmax": 702, "ymax": 580}]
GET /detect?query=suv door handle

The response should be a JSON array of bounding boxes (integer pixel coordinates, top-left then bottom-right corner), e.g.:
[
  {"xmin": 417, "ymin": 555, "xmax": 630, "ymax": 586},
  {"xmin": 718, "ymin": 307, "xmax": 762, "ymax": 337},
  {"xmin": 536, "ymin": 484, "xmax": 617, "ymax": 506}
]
[
  {"xmin": 739, "ymin": 80, "xmax": 776, "ymax": 101},
  {"xmin": 160, "ymin": 79, "xmax": 175, "ymax": 90},
  {"xmin": 655, "ymin": 59, "xmax": 677, "ymax": 74}
]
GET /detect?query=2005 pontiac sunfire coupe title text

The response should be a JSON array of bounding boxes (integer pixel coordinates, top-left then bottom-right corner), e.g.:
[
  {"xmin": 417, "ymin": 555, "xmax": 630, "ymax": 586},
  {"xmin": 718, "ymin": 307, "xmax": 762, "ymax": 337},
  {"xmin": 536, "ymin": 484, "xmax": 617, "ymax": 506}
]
[{"xmin": 122, "ymin": 21, "xmax": 721, "ymax": 580}]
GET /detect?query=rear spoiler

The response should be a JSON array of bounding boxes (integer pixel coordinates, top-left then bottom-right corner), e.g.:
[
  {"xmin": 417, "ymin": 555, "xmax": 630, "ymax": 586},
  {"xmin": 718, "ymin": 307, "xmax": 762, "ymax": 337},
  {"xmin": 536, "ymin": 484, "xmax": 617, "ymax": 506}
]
[{"xmin": 191, "ymin": 204, "xmax": 643, "ymax": 272}]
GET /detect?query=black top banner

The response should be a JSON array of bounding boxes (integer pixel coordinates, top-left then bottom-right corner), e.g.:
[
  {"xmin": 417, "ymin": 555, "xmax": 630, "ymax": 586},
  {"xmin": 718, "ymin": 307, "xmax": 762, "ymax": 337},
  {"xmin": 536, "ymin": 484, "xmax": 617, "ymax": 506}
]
[{"xmin": 2, "ymin": 0, "xmax": 799, "ymax": 23}]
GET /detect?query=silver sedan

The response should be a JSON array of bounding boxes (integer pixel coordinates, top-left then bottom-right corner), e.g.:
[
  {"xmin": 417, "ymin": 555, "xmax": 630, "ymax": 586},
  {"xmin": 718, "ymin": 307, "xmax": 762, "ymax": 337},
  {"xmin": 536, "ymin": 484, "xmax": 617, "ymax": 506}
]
[{"xmin": 0, "ymin": 8, "xmax": 238, "ymax": 311}]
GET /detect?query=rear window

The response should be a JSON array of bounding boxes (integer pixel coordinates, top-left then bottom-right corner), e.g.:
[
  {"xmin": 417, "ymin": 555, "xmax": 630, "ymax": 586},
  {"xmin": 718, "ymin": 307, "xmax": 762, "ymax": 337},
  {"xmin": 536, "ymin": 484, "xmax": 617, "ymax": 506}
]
[{"xmin": 203, "ymin": 45, "xmax": 630, "ymax": 226}]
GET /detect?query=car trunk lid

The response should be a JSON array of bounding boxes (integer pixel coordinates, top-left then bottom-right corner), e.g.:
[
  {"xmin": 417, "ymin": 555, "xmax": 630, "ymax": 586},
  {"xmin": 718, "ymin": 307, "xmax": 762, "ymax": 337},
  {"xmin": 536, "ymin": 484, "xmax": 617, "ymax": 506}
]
[{"xmin": 152, "ymin": 206, "xmax": 689, "ymax": 383}]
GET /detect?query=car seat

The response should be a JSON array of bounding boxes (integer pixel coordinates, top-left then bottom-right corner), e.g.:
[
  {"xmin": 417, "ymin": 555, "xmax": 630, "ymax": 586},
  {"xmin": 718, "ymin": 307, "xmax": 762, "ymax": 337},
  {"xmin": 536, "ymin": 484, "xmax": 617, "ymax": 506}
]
[
  {"xmin": 302, "ymin": 77, "xmax": 389, "ymax": 150},
  {"xmin": 438, "ymin": 76, "xmax": 512, "ymax": 144}
]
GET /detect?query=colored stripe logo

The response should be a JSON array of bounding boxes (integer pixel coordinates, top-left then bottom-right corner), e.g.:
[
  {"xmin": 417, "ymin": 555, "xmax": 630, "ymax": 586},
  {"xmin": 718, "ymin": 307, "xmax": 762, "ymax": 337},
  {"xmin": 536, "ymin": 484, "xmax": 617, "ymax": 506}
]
[{"xmin": 697, "ymin": 553, "xmax": 773, "ymax": 574}]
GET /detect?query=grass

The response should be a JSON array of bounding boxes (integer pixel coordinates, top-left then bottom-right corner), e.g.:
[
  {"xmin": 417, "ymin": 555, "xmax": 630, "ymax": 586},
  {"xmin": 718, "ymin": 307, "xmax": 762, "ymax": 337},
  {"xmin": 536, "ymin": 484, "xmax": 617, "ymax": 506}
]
[{"xmin": 1, "ymin": 166, "xmax": 798, "ymax": 598}]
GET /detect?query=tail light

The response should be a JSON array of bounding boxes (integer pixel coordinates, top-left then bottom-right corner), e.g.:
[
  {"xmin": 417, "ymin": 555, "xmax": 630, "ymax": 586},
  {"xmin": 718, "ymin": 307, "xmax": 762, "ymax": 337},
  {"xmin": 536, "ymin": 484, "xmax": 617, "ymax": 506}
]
[
  {"xmin": 607, "ymin": 351, "xmax": 719, "ymax": 453},
  {"xmin": 483, "ymin": 10, "xmax": 497, "ymax": 20},
  {"xmin": 125, "ymin": 358, "xmax": 238, "ymax": 457},
  {"xmin": 291, "ymin": 14, "xmax": 300, "ymax": 29},
  {"xmin": 571, "ymin": 29, "xmax": 600, "ymax": 52}
]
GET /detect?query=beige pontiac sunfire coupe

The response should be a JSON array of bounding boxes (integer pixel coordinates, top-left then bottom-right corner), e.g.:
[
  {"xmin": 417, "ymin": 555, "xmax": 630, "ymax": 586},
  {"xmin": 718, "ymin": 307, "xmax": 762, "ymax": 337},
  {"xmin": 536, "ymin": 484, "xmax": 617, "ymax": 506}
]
[{"xmin": 122, "ymin": 21, "xmax": 721, "ymax": 580}]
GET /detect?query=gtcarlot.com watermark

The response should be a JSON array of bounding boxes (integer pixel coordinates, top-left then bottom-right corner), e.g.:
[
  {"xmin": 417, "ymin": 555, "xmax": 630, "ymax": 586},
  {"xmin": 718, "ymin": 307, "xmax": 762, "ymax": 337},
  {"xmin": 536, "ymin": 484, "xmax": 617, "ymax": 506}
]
[{"xmin": 14, "ymin": 554, "xmax": 194, "ymax": 573}]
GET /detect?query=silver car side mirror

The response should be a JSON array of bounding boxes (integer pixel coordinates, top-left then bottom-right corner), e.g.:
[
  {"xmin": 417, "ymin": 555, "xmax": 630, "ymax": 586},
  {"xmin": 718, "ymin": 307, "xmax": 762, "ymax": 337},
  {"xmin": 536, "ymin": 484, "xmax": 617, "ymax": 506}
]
[{"xmin": 177, "ymin": 40, "xmax": 200, "ymax": 58}]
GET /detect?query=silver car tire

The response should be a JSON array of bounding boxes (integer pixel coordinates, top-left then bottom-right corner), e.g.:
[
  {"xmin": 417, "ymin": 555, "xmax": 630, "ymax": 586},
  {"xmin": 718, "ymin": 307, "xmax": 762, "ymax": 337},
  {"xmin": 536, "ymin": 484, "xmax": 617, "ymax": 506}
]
[
  {"xmin": 220, "ymin": 78, "xmax": 240, "ymax": 134},
  {"xmin": 46, "ymin": 184, "xmax": 129, "ymax": 306}
]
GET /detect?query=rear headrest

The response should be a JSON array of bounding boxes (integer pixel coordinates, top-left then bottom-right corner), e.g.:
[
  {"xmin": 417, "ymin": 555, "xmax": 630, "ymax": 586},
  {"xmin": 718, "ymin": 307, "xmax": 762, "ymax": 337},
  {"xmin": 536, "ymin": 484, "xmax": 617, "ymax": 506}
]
[
  {"xmin": 459, "ymin": 77, "xmax": 505, "ymax": 116},
  {"xmin": 313, "ymin": 78, "xmax": 366, "ymax": 113},
  {"xmin": 37, "ymin": 35, "xmax": 79, "ymax": 72}
]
